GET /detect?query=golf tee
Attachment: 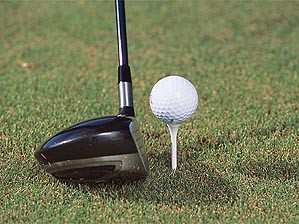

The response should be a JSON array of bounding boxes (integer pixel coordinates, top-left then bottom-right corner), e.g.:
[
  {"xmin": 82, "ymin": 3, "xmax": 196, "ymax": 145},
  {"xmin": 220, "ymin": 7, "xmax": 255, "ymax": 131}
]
[{"xmin": 167, "ymin": 124, "xmax": 180, "ymax": 170}]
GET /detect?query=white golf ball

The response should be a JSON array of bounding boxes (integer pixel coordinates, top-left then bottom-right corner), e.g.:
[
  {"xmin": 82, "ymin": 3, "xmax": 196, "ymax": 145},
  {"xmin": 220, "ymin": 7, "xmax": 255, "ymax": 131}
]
[{"xmin": 149, "ymin": 76, "xmax": 198, "ymax": 125}]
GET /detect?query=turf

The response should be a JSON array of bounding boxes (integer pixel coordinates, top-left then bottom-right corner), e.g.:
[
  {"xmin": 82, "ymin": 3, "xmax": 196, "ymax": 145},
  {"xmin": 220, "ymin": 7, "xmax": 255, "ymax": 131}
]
[{"xmin": 1, "ymin": 1, "xmax": 298, "ymax": 223}]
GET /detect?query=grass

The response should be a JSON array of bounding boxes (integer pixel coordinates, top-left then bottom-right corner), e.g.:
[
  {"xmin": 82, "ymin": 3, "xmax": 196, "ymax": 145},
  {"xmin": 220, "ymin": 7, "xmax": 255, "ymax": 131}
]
[{"xmin": 1, "ymin": 1, "xmax": 298, "ymax": 223}]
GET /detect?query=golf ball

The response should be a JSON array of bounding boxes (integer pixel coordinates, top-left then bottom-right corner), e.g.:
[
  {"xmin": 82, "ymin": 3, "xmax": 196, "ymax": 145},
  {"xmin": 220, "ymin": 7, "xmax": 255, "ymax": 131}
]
[{"xmin": 149, "ymin": 76, "xmax": 198, "ymax": 124}]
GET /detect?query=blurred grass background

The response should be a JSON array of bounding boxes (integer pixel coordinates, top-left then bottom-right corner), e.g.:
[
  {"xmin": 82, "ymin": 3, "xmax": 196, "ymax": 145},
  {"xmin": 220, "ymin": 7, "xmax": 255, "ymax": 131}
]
[{"xmin": 0, "ymin": 1, "xmax": 298, "ymax": 223}]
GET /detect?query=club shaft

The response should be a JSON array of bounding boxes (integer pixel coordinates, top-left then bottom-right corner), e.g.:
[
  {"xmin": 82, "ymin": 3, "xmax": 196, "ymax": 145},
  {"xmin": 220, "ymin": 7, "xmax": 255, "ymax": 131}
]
[
  {"xmin": 115, "ymin": 0, "xmax": 135, "ymax": 117},
  {"xmin": 115, "ymin": 0, "xmax": 129, "ymax": 66}
]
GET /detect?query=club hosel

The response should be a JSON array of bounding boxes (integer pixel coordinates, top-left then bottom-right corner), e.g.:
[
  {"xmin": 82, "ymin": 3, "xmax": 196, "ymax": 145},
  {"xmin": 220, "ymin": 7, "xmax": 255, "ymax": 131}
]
[{"xmin": 118, "ymin": 65, "xmax": 135, "ymax": 117}]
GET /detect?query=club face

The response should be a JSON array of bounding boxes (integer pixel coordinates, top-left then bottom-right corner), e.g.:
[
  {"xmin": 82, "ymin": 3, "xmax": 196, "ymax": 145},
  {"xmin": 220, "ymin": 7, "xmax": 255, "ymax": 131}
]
[{"xmin": 35, "ymin": 116, "xmax": 149, "ymax": 183}]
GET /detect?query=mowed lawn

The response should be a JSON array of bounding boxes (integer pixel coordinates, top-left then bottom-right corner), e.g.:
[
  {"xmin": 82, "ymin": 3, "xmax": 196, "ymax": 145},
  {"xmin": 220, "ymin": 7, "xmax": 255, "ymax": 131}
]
[{"xmin": 0, "ymin": 1, "xmax": 298, "ymax": 223}]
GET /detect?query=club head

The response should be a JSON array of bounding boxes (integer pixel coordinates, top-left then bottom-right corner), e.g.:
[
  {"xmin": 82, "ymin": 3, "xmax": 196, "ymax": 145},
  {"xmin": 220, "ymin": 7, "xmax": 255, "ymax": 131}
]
[{"xmin": 35, "ymin": 116, "xmax": 149, "ymax": 183}]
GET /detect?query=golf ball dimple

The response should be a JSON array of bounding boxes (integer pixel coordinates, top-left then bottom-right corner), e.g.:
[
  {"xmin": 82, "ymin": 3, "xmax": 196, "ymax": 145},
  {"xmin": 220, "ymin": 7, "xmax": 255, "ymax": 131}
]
[{"xmin": 149, "ymin": 76, "xmax": 198, "ymax": 124}]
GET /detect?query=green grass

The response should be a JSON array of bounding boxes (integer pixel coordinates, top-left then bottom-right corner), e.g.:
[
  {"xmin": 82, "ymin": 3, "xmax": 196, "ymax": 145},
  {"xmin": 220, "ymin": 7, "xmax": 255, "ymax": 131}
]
[{"xmin": 1, "ymin": 1, "xmax": 298, "ymax": 223}]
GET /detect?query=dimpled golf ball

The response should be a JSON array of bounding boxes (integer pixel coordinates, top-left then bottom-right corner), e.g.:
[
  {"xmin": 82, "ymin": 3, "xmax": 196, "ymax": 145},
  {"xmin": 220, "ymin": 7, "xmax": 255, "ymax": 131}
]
[{"xmin": 149, "ymin": 76, "xmax": 198, "ymax": 124}]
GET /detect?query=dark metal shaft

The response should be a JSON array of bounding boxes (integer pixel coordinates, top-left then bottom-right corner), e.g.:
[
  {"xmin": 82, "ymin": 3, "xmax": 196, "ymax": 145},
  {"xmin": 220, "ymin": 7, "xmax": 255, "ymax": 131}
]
[
  {"xmin": 115, "ymin": 0, "xmax": 129, "ymax": 66},
  {"xmin": 115, "ymin": 0, "xmax": 135, "ymax": 117}
]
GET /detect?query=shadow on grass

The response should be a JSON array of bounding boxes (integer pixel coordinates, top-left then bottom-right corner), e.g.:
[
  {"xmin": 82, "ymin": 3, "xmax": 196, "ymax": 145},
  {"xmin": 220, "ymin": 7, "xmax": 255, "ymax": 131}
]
[
  {"xmin": 234, "ymin": 160, "xmax": 298, "ymax": 181},
  {"xmin": 79, "ymin": 151, "xmax": 238, "ymax": 206}
]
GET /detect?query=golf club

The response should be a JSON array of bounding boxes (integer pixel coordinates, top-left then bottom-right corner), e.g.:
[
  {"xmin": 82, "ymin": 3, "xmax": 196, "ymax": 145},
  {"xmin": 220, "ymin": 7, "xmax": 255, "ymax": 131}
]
[{"xmin": 35, "ymin": 0, "xmax": 149, "ymax": 183}]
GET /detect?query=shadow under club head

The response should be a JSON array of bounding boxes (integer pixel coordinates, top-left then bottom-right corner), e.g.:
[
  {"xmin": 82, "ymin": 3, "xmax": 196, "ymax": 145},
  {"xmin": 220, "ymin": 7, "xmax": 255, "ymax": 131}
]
[{"xmin": 35, "ymin": 116, "xmax": 149, "ymax": 183}]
